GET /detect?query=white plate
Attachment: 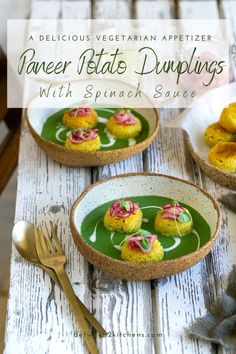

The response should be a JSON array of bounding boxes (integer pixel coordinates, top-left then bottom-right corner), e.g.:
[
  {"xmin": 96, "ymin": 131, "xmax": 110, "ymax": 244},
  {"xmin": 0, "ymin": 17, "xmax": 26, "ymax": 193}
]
[{"xmin": 163, "ymin": 83, "xmax": 236, "ymax": 188}]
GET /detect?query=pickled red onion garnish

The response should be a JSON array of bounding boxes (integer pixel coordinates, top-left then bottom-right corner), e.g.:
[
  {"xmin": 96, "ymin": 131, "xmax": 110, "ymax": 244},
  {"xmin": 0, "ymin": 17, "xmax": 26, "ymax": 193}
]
[
  {"xmin": 69, "ymin": 129, "xmax": 98, "ymax": 144},
  {"xmin": 110, "ymin": 200, "xmax": 139, "ymax": 218},
  {"xmin": 162, "ymin": 202, "xmax": 186, "ymax": 220},
  {"xmin": 68, "ymin": 107, "xmax": 92, "ymax": 117},
  {"xmin": 125, "ymin": 233, "xmax": 157, "ymax": 253},
  {"xmin": 113, "ymin": 111, "xmax": 136, "ymax": 125},
  {"xmin": 162, "ymin": 212, "xmax": 177, "ymax": 220}
]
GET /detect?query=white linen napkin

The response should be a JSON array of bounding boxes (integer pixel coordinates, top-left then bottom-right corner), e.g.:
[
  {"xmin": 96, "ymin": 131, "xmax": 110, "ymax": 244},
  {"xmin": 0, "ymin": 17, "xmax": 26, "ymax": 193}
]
[{"xmin": 186, "ymin": 266, "xmax": 236, "ymax": 350}]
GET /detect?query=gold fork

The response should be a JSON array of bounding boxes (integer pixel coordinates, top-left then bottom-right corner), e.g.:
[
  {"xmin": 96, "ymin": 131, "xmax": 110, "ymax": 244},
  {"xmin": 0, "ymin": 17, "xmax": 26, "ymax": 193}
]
[
  {"xmin": 34, "ymin": 222, "xmax": 99, "ymax": 354},
  {"xmin": 35, "ymin": 222, "xmax": 106, "ymax": 336}
]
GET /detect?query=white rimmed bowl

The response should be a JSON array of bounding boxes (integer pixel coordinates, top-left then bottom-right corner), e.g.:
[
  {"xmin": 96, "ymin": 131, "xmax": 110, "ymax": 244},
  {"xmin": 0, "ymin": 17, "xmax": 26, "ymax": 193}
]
[
  {"xmin": 70, "ymin": 173, "xmax": 221, "ymax": 280},
  {"xmin": 25, "ymin": 80, "xmax": 159, "ymax": 167}
]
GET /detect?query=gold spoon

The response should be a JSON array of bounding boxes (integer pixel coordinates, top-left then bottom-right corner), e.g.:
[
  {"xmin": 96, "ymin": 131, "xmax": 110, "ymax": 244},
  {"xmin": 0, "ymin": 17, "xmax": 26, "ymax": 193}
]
[{"xmin": 12, "ymin": 220, "xmax": 106, "ymax": 336}]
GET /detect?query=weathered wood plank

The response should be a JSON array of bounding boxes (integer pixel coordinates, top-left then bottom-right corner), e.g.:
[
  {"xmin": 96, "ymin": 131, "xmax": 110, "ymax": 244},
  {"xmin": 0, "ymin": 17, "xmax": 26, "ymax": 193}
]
[
  {"xmin": 4, "ymin": 138, "xmax": 92, "ymax": 354},
  {"xmin": 136, "ymin": 0, "xmax": 174, "ymax": 19},
  {"xmin": 146, "ymin": 109, "xmax": 214, "ymax": 354},
  {"xmin": 92, "ymin": 157, "xmax": 155, "ymax": 354},
  {"xmin": 179, "ymin": 0, "xmax": 219, "ymax": 19},
  {"xmin": 4, "ymin": 2, "xmax": 93, "ymax": 354},
  {"xmin": 30, "ymin": 1, "xmax": 62, "ymax": 19},
  {"xmin": 91, "ymin": 1, "xmax": 156, "ymax": 354},
  {"xmin": 62, "ymin": 1, "xmax": 91, "ymax": 19},
  {"xmin": 94, "ymin": 0, "xmax": 131, "ymax": 19},
  {"xmin": 140, "ymin": 1, "xmax": 221, "ymax": 353}
]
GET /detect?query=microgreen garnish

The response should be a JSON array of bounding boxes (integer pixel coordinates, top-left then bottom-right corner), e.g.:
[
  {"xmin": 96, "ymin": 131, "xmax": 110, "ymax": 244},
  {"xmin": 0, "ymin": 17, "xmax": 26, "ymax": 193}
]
[
  {"xmin": 139, "ymin": 229, "xmax": 152, "ymax": 236},
  {"xmin": 120, "ymin": 201, "xmax": 131, "ymax": 211},
  {"xmin": 178, "ymin": 212, "xmax": 191, "ymax": 223},
  {"xmin": 141, "ymin": 239, "xmax": 150, "ymax": 249}
]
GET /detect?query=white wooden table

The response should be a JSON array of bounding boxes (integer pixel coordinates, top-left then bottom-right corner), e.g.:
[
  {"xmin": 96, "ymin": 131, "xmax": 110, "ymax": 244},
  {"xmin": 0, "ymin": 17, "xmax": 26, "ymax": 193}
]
[{"xmin": 4, "ymin": 1, "xmax": 236, "ymax": 354}]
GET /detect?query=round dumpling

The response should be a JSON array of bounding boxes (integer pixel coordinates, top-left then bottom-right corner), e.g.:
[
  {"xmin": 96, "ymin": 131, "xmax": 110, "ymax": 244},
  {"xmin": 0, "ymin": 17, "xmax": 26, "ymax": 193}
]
[
  {"xmin": 63, "ymin": 107, "xmax": 98, "ymax": 129},
  {"xmin": 208, "ymin": 142, "xmax": 236, "ymax": 172},
  {"xmin": 219, "ymin": 102, "xmax": 236, "ymax": 133},
  {"xmin": 104, "ymin": 200, "xmax": 142, "ymax": 233},
  {"xmin": 107, "ymin": 110, "xmax": 142, "ymax": 139},
  {"xmin": 65, "ymin": 129, "xmax": 100, "ymax": 151},
  {"xmin": 121, "ymin": 232, "xmax": 164, "ymax": 263},
  {"xmin": 204, "ymin": 122, "xmax": 236, "ymax": 148},
  {"xmin": 154, "ymin": 201, "xmax": 193, "ymax": 237}
]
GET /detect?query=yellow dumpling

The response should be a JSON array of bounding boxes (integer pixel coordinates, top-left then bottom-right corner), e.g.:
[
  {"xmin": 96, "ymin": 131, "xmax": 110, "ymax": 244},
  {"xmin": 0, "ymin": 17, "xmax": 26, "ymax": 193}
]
[
  {"xmin": 65, "ymin": 136, "xmax": 100, "ymax": 151},
  {"xmin": 104, "ymin": 200, "xmax": 142, "ymax": 233},
  {"xmin": 208, "ymin": 141, "xmax": 236, "ymax": 172},
  {"xmin": 154, "ymin": 203, "xmax": 193, "ymax": 237},
  {"xmin": 219, "ymin": 103, "xmax": 236, "ymax": 133},
  {"xmin": 63, "ymin": 107, "xmax": 98, "ymax": 129},
  {"xmin": 121, "ymin": 238, "xmax": 164, "ymax": 263},
  {"xmin": 65, "ymin": 129, "xmax": 100, "ymax": 151},
  {"xmin": 107, "ymin": 111, "xmax": 142, "ymax": 139},
  {"xmin": 204, "ymin": 122, "xmax": 236, "ymax": 148}
]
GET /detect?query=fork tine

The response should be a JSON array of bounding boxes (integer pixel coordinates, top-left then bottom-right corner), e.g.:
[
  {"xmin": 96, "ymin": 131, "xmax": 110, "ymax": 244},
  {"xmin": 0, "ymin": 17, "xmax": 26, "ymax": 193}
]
[
  {"xmin": 34, "ymin": 226, "xmax": 43, "ymax": 257},
  {"xmin": 38, "ymin": 227, "xmax": 50, "ymax": 254},
  {"xmin": 49, "ymin": 221, "xmax": 63, "ymax": 252},
  {"xmin": 43, "ymin": 224, "xmax": 55, "ymax": 253}
]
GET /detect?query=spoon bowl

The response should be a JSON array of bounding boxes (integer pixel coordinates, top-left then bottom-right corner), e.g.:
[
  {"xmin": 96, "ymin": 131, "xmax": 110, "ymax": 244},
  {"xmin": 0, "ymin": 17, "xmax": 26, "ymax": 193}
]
[
  {"xmin": 12, "ymin": 221, "xmax": 38, "ymax": 263},
  {"xmin": 12, "ymin": 220, "xmax": 59, "ymax": 284}
]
